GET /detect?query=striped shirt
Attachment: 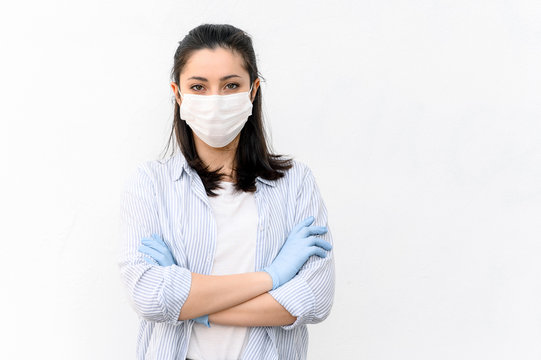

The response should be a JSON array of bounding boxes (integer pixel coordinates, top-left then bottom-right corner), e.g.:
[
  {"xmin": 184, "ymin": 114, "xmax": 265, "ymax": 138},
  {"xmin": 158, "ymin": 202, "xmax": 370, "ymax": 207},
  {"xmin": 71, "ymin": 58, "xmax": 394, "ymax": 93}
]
[{"xmin": 118, "ymin": 151, "xmax": 335, "ymax": 360}]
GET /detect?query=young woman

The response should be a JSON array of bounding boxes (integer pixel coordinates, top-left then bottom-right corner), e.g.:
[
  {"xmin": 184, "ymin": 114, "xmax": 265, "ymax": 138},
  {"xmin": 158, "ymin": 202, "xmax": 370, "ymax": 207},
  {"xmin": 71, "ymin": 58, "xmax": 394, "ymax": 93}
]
[{"xmin": 118, "ymin": 24, "xmax": 335, "ymax": 360}]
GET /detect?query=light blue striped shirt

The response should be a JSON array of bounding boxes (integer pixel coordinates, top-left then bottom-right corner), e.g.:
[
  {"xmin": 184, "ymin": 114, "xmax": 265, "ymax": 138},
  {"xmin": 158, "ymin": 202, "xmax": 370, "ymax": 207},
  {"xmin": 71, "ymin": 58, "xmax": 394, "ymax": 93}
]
[{"xmin": 118, "ymin": 151, "xmax": 335, "ymax": 359}]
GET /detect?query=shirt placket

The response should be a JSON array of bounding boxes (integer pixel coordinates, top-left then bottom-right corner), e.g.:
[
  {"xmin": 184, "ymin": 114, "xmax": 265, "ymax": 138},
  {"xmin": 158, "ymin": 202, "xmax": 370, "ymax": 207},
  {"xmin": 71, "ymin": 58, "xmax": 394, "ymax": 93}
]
[
  {"xmin": 240, "ymin": 181, "xmax": 278, "ymax": 360},
  {"xmin": 188, "ymin": 173, "xmax": 217, "ymax": 275}
]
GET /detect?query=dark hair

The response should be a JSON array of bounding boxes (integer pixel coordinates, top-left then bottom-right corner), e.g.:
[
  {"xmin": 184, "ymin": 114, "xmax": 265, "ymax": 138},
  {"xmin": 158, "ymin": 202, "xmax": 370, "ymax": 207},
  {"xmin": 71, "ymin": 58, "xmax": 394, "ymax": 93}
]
[{"xmin": 161, "ymin": 23, "xmax": 293, "ymax": 196}]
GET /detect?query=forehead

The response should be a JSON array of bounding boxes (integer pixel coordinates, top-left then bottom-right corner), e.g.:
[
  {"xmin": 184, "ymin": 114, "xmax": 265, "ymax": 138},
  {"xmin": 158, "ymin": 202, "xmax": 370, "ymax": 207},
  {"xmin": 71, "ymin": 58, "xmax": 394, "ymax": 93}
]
[{"xmin": 180, "ymin": 47, "xmax": 248, "ymax": 80}]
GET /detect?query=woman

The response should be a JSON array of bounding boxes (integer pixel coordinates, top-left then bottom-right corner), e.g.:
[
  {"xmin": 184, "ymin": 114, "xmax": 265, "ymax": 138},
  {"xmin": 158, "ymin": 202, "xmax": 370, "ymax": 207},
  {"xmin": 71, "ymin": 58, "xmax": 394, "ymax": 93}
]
[{"xmin": 118, "ymin": 23, "xmax": 335, "ymax": 360}]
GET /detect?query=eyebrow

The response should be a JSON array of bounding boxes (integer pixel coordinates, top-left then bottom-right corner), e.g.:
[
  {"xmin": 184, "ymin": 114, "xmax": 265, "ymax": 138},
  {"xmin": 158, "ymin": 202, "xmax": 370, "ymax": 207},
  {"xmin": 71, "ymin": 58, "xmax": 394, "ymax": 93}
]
[{"xmin": 186, "ymin": 74, "xmax": 242, "ymax": 82}]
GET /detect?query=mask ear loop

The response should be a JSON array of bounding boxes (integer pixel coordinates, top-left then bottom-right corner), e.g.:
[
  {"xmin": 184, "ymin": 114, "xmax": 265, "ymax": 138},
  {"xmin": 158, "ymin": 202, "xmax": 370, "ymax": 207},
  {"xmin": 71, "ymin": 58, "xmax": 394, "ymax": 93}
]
[
  {"xmin": 177, "ymin": 83, "xmax": 185, "ymax": 109},
  {"xmin": 177, "ymin": 84, "xmax": 184, "ymax": 100},
  {"xmin": 248, "ymin": 83, "xmax": 254, "ymax": 101}
]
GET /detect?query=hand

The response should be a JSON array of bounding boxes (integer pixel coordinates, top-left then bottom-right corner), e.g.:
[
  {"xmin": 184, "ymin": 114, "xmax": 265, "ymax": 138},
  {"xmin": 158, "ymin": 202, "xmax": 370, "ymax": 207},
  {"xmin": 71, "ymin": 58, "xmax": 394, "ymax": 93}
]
[
  {"xmin": 263, "ymin": 216, "xmax": 332, "ymax": 290},
  {"xmin": 193, "ymin": 314, "xmax": 210, "ymax": 327},
  {"xmin": 138, "ymin": 234, "xmax": 211, "ymax": 327},
  {"xmin": 138, "ymin": 233, "xmax": 177, "ymax": 266}
]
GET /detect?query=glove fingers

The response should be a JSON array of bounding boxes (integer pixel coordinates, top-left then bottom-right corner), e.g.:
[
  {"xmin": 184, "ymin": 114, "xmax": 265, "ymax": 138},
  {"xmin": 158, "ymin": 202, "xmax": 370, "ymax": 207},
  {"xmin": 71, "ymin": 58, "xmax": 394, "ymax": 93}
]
[
  {"xmin": 194, "ymin": 314, "xmax": 211, "ymax": 327},
  {"xmin": 303, "ymin": 226, "xmax": 328, "ymax": 237},
  {"xmin": 309, "ymin": 246, "xmax": 328, "ymax": 258},
  {"xmin": 151, "ymin": 233, "xmax": 169, "ymax": 248},
  {"xmin": 141, "ymin": 234, "xmax": 169, "ymax": 253},
  {"xmin": 148, "ymin": 234, "xmax": 174, "ymax": 255},
  {"xmin": 312, "ymin": 237, "xmax": 333, "ymax": 251},
  {"xmin": 141, "ymin": 237, "xmax": 167, "ymax": 253},
  {"xmin": 138, "ymin": 245, "xmax": 165, "ymax": 263},
  {"xmin": 291, "ymin": 216, "xmax": 315, "ymax": 234}
]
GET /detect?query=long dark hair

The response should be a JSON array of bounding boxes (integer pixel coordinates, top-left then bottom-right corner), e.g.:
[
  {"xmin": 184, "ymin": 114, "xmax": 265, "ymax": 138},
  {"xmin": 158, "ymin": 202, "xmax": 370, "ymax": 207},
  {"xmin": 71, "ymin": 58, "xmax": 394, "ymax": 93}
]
[{"xmin": 161, "ymin": 23, "xmax": 293, "ymax": 196}]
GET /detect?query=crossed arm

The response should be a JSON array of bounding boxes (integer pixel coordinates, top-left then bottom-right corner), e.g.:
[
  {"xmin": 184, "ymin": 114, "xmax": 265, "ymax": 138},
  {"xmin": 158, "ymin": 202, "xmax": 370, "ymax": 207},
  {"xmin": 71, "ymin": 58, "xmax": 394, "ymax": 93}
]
[
  {"xmin": 177, "ymin": 271, "xmax": 297, "ymax": 327},
  {"xmin": 209, "ymin": 292, "xmax": 297, "ymax": 327},
  {"xmin": 120, "ymin": 163, "xmax": 333, "ymax": 330}
]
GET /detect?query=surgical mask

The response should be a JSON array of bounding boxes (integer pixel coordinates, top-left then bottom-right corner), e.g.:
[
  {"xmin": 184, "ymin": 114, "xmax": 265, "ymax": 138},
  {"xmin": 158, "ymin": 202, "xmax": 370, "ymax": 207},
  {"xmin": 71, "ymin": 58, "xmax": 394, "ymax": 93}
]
[{"xmin": 178, "ymin": 84, "xmax": 254, "ymax": 148}]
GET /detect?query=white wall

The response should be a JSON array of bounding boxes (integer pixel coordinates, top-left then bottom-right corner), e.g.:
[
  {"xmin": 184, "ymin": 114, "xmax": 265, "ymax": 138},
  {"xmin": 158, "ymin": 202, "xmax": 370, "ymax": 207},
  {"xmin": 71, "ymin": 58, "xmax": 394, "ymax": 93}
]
[{"xmin": 1, "ymin": 1, "xmax": 540, "ymax": 359}]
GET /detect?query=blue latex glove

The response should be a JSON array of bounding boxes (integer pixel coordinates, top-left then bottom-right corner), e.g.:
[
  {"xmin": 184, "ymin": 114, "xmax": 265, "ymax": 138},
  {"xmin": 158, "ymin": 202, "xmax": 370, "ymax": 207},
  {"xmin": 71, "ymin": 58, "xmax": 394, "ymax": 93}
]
[
  {"xmin": 193, "ymin": 314, "xmax": 210, "ymax": 327},
  {"xmin": 263, "ymin": 216, "xmax": 332, "ymax": 290},
  {"xmin": 137, "ymin": 233, "xmax": 210, "ymax": 328},
  {"xmin": 138, "ymin": 233, "xmax": 177, "ymax": 266}
]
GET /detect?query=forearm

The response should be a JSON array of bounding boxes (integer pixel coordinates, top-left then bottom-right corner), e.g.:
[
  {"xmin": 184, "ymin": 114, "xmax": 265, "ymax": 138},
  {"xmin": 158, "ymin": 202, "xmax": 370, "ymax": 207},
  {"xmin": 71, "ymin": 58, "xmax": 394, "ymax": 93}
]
[
  {"xmin": 208, "ymin": 292, "xmax": 297, "ymax": 327},
  {"xmin": 178, "ymin": 271, "xmax": 273, "ymax": 320}
]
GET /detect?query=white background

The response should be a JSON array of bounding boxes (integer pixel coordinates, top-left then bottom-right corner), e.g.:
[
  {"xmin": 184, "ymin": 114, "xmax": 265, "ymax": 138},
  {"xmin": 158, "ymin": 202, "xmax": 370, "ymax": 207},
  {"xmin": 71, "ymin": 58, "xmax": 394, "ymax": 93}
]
[{"xmin": 1, "ymin": 1, "xmax": 540, "ymax": 359}]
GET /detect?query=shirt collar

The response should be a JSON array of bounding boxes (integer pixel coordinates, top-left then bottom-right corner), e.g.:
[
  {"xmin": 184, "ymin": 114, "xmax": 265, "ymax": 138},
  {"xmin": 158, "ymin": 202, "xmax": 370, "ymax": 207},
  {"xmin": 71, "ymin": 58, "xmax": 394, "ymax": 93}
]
[
  {"xmin": 170, "ymin": 152, "xmax": 193, "ymax": 181},
  {"xmin": 170, "ymin": 152, "xmax": 276, "ymax": 187}
]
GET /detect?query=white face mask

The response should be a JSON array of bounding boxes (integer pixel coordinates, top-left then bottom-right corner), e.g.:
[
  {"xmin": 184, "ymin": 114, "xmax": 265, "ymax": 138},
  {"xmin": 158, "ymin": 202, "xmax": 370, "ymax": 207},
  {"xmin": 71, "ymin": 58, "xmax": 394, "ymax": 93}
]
[{"xmin": 178, "ymin": 84, "xmax": 254, "ymax": 148}]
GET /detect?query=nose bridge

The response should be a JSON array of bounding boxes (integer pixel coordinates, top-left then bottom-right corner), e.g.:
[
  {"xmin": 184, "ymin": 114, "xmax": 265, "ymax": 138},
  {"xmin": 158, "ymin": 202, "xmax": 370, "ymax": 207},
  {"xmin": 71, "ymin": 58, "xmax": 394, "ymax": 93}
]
[
  {"xmin": 204, "ymin": 81, "xmax": 224, "ymax": 95},
  {"xmin": 209, "ymin": 85, "xmax": 221, "ymax": 95}
]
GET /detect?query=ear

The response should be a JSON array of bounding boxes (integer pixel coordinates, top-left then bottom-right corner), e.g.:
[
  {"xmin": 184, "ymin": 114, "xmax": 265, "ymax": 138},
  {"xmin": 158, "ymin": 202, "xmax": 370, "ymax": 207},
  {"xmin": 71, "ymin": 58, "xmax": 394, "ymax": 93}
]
[
  {"xmin": 170, "ymin": 81, "xmax": 182, "ymax": 106},
  {"xmin": 250, "ymin": 78, "xmax": 261, "ymax": 102}
]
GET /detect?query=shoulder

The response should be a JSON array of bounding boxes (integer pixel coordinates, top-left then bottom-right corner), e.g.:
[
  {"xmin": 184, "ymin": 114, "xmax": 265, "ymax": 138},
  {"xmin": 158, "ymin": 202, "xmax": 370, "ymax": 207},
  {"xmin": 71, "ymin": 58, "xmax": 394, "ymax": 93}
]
[
  {"xmin": 124, "ymin": 155, "xmax": 179, "ymax": 193},
  {"xmin": 274, "ymin": 157, "xmax": 315, "ymax": 191},
  {"xmin": 288, "ymin": 158, "xmax": 312, "ymax": 180},
  {"xmin": 142, "ymin": 156, "xmax": 175, "ymax": 179}
]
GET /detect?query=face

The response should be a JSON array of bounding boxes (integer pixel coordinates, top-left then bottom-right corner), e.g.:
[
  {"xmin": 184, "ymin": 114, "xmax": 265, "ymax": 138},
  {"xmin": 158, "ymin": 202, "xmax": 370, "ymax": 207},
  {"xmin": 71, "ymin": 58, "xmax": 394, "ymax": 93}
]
[{"xmin": 171, "ymin": 47, "xmax": 260, "ymax": 105}]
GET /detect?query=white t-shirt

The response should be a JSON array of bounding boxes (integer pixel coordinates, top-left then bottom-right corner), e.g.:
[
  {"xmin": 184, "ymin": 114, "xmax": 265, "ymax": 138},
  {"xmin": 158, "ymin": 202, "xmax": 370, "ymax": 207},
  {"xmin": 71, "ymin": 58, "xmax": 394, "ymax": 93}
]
[{"xmin": 186, "ymin": 180, "xmax": 258, "ymax": 360}]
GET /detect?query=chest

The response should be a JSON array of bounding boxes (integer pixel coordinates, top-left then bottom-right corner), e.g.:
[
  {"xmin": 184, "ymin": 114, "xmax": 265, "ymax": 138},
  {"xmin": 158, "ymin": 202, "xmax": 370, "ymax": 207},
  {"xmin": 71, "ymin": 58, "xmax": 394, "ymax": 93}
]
[{"xmin": 155, "ymin": 178, "xmax": 295, "ymax": 275}]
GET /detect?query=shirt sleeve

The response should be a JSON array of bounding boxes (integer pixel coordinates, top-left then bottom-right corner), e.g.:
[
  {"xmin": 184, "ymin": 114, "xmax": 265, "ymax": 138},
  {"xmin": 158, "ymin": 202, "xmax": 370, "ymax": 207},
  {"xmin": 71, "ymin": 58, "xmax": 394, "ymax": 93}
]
[
  {"xmin": 268, "ymin": 164, "xmax": 336, "ymax": 331},
  {"xmin": 117, "ymin": 163, "xmax": 192, "ymax": 325}
]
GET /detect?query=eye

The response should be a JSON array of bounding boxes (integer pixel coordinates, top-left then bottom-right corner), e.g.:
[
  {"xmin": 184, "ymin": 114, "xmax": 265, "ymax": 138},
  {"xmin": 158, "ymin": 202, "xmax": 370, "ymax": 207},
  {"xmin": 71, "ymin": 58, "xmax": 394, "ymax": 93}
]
[
  {"xmin": 190, "ymin": 84, "xmax": 204, "ymax": 91},
  {"xmin": 226, "ymin": 83, "xmax": 240, "ymax": 90}
]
